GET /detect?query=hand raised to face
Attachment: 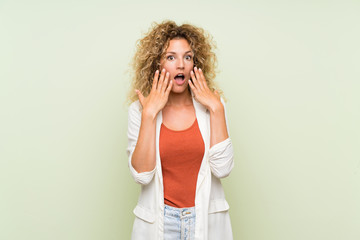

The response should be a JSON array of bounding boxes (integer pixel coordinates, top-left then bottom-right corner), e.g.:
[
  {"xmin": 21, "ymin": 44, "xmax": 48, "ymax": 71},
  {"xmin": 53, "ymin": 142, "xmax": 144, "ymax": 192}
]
[
  {"xmin": 135, "ymin": 69, "xmax": 173, "ymax": 118},
  {"xmin": 188, "ymin": 67, "xmax": 222, "ymax": 113}
]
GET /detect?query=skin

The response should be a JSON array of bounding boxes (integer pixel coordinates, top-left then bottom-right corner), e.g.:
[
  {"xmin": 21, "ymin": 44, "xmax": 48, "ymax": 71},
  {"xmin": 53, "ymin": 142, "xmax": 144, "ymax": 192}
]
[{"xmin": 132, "ymin": 38, "xmax": 229, "ymax": 173}]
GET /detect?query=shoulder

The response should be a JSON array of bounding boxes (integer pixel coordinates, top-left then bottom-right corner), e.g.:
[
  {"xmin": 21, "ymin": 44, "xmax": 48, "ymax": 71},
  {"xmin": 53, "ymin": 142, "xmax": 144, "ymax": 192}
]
[
  {"xmin": 219, "ymin": 97, "xmax": 228, "ymax": 111},
  {"xmin": 220, "ymin": 97, "xmax": 226, "ymax": 105},
  {"xmin": 128, "ymin": 100, "xmax": 142, "ymax": 119},
  {"xmin": 129, "ymin": 100, "xmax": 141, "ymax": 112}
]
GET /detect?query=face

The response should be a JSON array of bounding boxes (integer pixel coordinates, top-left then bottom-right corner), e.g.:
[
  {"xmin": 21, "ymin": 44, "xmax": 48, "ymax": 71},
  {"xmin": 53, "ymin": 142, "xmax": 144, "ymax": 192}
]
[{"xmin": 160, "ymin": 38, "xmax": 194, "ymax": 94}]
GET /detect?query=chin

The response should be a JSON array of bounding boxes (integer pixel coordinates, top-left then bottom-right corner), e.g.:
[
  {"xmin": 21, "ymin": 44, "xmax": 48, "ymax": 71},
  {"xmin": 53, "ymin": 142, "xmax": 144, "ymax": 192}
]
[{"xmin": 171, "ymin": 84, "xmax": 190, "ymax": 94}]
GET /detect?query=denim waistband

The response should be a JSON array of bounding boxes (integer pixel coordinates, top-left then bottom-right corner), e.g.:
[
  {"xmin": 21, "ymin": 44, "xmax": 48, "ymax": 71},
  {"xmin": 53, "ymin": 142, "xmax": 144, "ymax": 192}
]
[{"xmin": 164, "ymin": 204, "xmax": 196, "ymax": 219}]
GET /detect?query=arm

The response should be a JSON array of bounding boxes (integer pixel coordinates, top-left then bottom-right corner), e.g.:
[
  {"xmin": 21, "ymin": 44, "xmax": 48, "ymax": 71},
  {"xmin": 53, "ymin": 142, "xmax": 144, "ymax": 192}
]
[
  {"xmin": 208, "ymin": 98, "xmax": 229, "ymax": 148},
  {"xmin": 208, "ymin": 98, "xmax": 234, "ymax": 178},
  {"xmin": 127, "ymin": 69, "xmax": 172, "ymax": 184},
  {"xmin": 130, "ymin": 109, "xmax": 157, "ymax": 173},
  {"xmin": 189, "ymin": 67, "xmax": 229, "ymax": 147},
  {"xmin": 189, "ymin": 67, "xmax": 234, "ymax": 178},
  {"xmin": 127, "ymin": 101, "xmax": 156, "ymax": 185}
]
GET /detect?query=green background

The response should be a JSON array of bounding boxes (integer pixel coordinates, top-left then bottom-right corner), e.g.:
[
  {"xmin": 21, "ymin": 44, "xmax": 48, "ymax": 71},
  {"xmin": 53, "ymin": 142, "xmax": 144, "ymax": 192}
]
[{"xmin": 1, "ymin": 0, "xmax": 359, "ymax": 239}]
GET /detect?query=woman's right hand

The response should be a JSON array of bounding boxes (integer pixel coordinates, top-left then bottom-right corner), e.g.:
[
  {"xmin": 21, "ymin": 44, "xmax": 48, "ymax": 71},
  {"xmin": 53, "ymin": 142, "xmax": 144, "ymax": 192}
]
[{"xmin": 135, "ymin": 68, "xmax": 173, "ymax": 119}]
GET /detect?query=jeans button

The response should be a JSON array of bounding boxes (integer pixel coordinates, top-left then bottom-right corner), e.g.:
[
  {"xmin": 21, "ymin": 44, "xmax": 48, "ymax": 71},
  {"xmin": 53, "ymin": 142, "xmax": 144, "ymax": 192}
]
[{"xmin": 182, "ymin": 211, "xmax": 190, "ymax": 216}]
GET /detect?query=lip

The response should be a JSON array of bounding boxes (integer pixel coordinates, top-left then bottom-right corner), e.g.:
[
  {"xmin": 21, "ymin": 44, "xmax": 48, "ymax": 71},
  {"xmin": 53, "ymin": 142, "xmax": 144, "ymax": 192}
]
[
  {"xmin": 173, "ymin": 72, "xmax": 189, "ymax": 80},
  {"xmin": 174, "ymin": 72, "xmax": 185, "ymax": 77},
  {"xmin": 173, "ymin": 72, "xmax": 187, "ymax": 85}
]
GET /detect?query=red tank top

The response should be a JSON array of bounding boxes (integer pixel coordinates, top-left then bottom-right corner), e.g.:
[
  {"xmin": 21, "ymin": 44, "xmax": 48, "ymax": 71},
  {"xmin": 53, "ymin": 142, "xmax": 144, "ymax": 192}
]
[{"xmin": 160, "ymin": 119, "xmax": 205, "ymax": 208}]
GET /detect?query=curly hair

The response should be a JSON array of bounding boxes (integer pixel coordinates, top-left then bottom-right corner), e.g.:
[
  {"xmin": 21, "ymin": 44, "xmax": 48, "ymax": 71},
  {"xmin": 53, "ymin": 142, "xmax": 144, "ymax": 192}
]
[{"xmin": 127, "ymin": 20, "xmax": 223, "ymax": 104}]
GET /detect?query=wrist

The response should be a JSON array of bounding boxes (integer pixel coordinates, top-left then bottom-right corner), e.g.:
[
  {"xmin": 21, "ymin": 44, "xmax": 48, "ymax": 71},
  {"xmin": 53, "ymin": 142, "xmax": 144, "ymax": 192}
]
[
  {"xmin": 208, "ymin": 101, "xmax": 224, "ymax": 115},
  {"xmin": 142, "ymin": 107, "xmax": 158, "ymax": 121}
]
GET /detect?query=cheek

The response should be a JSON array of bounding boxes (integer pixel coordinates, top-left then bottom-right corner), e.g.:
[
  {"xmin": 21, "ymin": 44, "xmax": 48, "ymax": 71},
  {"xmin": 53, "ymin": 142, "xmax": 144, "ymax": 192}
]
[
  {"xmin": 161, "ymin": 62, "xmax": 175, "ymax": 71},
  {"xmin": 159, "ymin": 60, "xmax": 164, "ymax": 70},
  {"xmin": 187, "ymin": 61, "xmax": 194, "ymax": 69},
  {"xmin": 159, "ymin": 58, "xmax": 169, "ymax": 70}
]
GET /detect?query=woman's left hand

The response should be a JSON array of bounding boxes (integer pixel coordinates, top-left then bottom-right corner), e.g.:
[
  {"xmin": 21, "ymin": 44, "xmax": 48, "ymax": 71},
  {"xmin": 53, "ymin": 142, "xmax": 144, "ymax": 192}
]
[{"xmin": 189, "ymin": 67, "xmax": 223, "ymax": 113}]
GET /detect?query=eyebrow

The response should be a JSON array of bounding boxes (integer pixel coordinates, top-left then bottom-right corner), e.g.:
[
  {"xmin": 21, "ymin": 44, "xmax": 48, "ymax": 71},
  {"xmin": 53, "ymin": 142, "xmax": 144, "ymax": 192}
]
[{"xmin": 166, "ymin": 51, "xmax": 193, "ymax": 54}]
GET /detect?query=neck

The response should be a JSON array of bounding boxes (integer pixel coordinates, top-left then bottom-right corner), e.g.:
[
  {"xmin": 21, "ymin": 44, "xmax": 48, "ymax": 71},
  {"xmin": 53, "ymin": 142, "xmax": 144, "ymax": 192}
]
[{"xmin": 166, "ymin": 88, "xmax": 193, "ymax": 106}]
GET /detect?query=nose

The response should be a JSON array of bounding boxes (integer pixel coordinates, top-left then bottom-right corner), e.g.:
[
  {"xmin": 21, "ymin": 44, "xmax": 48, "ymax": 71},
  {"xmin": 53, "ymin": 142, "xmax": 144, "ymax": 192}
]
[{"xmin": 177, "ymin": 58, "xmax": 184, "ymax": 69}]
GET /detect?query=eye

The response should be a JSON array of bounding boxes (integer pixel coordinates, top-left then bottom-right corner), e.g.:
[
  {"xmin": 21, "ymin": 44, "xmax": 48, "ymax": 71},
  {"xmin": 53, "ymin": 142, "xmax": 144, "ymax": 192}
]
[
  {"xmin": 167, "ymin": 55, "xmax": 175, "ymax": 61},
  {"xmin": 185, "ymin": 55, "xmax": 192, "ymax": 60}
]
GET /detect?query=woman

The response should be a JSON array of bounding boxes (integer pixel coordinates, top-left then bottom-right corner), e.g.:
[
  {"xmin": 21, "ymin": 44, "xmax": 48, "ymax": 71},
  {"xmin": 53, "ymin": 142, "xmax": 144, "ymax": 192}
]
[{"xmin": 127, "ymin": 20, "xmax": 234, "ymax": 240}]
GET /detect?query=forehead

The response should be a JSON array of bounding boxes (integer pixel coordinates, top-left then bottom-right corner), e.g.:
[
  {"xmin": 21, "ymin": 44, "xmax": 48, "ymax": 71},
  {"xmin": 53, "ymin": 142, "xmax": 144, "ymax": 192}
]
[{"xmin": 165, "ymin": 38, "xmax": 192, "ymax": 53}]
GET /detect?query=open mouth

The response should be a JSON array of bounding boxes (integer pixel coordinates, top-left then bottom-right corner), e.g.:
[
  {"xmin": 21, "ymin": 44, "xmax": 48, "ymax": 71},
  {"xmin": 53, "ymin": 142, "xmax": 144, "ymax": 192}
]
[{"xmin": 174, "ymin": 73, "xmax": 185, "ymax": 85}]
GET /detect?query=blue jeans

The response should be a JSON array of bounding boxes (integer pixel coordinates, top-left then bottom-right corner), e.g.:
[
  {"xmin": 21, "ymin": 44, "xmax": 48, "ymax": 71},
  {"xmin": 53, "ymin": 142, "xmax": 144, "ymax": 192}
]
[{"xmin": 164, "ymin": 204, "xmax": 196, "ymax": 240}]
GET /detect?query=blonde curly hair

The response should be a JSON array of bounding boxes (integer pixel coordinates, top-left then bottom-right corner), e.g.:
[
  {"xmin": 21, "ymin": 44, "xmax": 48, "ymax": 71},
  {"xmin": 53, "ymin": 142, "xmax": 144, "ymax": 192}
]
[{"xmin": 127, "ymin": 20, "xmax": 223, "ymax": 104}]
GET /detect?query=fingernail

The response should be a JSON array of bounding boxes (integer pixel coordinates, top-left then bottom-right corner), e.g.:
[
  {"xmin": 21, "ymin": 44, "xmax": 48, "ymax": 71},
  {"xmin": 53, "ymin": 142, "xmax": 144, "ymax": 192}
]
[
  {"xmin": 162, "ymin": 68, "xmax": 165, "ymax": 72},
  {"xmin": 199, "ymin": 68, "xmax": 202, "ymax": 71},
  {"xmin": 166, "ymin": 72, "xmax": 169, "ymax": 76},
  {"xmin": 194, "ymin": 66, "xmax": 197, "ymax": 70},
  {"xmin": 191, "ymin": 71, "xmax": 194, "ymax": 74},
  {"xmin": 156, "ymin": 70, "xmax": 159, "ymax": 73}
]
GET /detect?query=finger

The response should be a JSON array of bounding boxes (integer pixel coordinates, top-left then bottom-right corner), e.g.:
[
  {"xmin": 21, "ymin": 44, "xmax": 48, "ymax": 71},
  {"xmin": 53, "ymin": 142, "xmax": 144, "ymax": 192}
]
[
  {"xmin": 151, "ymin": 70, "xmax": 159, "ymax": 92},
  {"xmin": 161, "ymin": 71, "xmax": 170, "ymax": 93},
  {"xmin": 188, "ymin": 79, "xmax": 197, "ymax": 94},
  {"xmin": 165, "ymin": 79, "xmax": 173, "ymax": 95},
  {"xmin": 135, "ymin": 89, "xmax": 145, "ymax": 106},
  {"xmin": 194, "ymin": 67, "xmax": 204, "ymax": 90},
  {"xmin": 190, "ymin": 70, "xmax": 199, "ymax": 89},
  {"xmin": 198, "ymin": 68, "xmax": 208, "ymax": 89},
  {"xmin": 157, "ymin": 68, "xmax": 166, "ymax": 92}
]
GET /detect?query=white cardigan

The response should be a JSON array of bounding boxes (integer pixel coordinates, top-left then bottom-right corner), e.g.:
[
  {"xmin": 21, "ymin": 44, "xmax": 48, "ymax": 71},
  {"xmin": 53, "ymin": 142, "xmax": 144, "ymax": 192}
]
[{"xmin": 127, "ymin": 95, "xmax": 234, "ymax": 240}]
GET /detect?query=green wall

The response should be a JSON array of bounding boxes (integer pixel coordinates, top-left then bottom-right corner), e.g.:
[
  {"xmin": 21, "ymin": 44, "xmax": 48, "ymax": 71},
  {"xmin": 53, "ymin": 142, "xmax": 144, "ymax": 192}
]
[{"xmin": 1, "ymin": 0, "xmax": 359, "ymax": 239}]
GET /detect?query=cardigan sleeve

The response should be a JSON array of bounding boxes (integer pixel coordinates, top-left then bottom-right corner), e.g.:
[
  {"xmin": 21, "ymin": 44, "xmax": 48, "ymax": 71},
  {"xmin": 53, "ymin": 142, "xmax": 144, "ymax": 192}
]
[
  {"xmin": 126, "ymin": 101, "xmax": 156, "ymax": 185},
  {"xmin": 208, "ymin": 98, "xmax": 234, "ymax": 178}
]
